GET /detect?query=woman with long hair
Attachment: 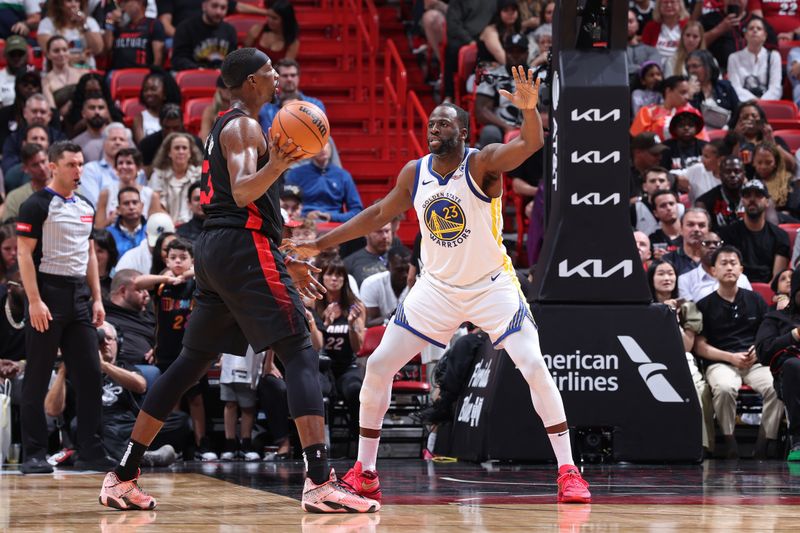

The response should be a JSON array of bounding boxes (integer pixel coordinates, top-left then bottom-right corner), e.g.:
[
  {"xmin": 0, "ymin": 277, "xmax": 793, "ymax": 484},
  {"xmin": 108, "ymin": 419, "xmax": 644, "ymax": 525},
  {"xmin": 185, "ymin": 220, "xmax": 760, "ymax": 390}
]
[
  {"xmin": 632, "ymin": 61, "xmax": 664, "ymax": 116},
  {"xmin": 641, "ymin": 0, "xmax": 689, "ymax": 63},
  {"xmin": 150, "ymin": 232, "xmax": 176, "ymax": 275},
  {"xmin": 730, "ymin": 100, "xmax": 797, "ymax": 176},
  {"xmin": 631, "ymin": 75, "xmax": 707, "ymax": 141},
  {"xmin": 96, "ymin": 148, "xmax": 163, "ymax": 228},
  {"xmin": 311, "ymin": 258, "xmax": 366, "ymax": 438},
  {"xmin": 132, "ymin": 70, "xmax": 182, "ymax": 145},
  {"xmin": 752, "ymin": 143, "xmax": 800, "ymax": 220},
  {"xmin": 664, "ymin": 20, "xmax": 704, "ymax": 77},
  {"xmin": 92, "ymin": 228, "xmax": 119, "ymax": 299},
  {"xmin": 0, "ymin": 224, "xmax": 18, "ymax": 285},
  {"xmin": 64, "ymin": 72, "xmax": 124, "ymax": 137},
  {"xmin": 770, "ymin": 268, "xmax": 793, "ymax": 311},
  {"xmin": 245, "ymin": 0, "xmax": 300, "ymax": 62},
  {"xmin": 477, "ymin": 0, "xmax": 522, "ymax": 67},
  {"xmin": 728, "ymin": 16, "xmax": 783, "ymax": 102},
  {"xmin": 149, "ymin": 133, "xmax": 203, "ymax": 224},
  {"xmin": 42, "ymin": 35, "xmax": 84, "ymax": 110},
  {"xmin": 36, "ymin": 0, "xmax": 103, "ymax": 69},
  {"xmin": 685, "ymin": 49, "xmax": 738, "ymax": 130}
]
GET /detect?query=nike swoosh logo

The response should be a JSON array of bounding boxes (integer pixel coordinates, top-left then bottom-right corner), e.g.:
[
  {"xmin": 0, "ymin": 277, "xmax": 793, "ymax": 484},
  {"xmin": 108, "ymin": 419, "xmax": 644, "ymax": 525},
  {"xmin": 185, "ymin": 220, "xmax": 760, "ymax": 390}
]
[
  {"xmin": 557, "ymin": 430, "xmax": 569, "ymax": 437},
  {"xmin": 422, "ymin": 179, "xmax": 434, "ymax": 185},
  {"xmin": 361, "ymin": 479, "xmax": 379, "ymax": 491},
  {"xmin": 491, "ymin": 273, "xmax": 501, "ymax": 281}
]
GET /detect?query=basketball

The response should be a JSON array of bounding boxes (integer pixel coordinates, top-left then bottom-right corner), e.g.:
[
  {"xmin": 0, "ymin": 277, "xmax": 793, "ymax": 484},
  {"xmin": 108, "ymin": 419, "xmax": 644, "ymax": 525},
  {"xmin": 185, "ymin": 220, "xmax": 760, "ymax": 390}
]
[{"xmin": 270, "ymin": 101, "xmax": 330, "ymax": 157}]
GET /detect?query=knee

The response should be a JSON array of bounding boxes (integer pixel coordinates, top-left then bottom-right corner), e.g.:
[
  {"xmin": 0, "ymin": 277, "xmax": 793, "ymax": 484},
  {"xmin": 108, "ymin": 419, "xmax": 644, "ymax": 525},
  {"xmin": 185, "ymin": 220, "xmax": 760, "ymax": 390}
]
[
  {"xmin": 710, "ymin": 382, "xmax": 738, "ymax": 401},
  {"xmin": 364, "ymin": 353, "xmax": 397, "ymax": 383},
  {"xmin": 422, "ymin": 10, "xmax": 444, "ymax": 29}
]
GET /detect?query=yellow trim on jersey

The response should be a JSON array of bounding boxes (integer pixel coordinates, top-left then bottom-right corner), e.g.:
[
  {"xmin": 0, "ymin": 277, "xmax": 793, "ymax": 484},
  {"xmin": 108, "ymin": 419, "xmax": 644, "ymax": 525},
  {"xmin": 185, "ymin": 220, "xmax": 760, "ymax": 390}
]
[{"xmin": 490, "ymin": 196, "xmax": 531, "ymax": 314}]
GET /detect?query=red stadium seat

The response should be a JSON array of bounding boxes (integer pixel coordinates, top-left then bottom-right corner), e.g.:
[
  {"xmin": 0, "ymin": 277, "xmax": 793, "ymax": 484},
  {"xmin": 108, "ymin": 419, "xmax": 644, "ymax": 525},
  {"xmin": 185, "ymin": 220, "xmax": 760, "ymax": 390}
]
[
  {"xmin": 751, "ymin": 282, "xmax": 774, "ymax": 305},
  {"xmin": 778, "ymin": 40, "xmax": 800, "ymax": 64},
  {"xmin": 109, "ymin": 68, "xmax": 150, "ymax": 102},
  {"xmin": 760, "ymin": 100, "xmax": 800, "ymax": 130},
  {"xmin": 706, "ymin": 128, "xmax": 728, "ymax": 141},
  {"xmin": 503, "ymin": 129, "xmax": 527, "ymax": 264},
  {"xmin": 454, "ymin": 42, "xmax": 477, "ymax": 106},
  {"xmin": 183, "ymin": 96, "xmax": 213, "ymax": 136},
  {"xmin": 773, "ymin": 129, "xmax": 800, "ymax": 152},
  {"xmin": 357, "ymin": 325, "xmax": 385, "ymax": 358},
  {"xmin": 120, "ymin": 98, "xmax": 145, "ymax": 128},
  {"xmin": 779, "ymin": 223, "xmax": 800, "ymax": 250},
  {"xmin": 175, "ymin": 69, "xmax": 220, "ymax": 100},
  {"xmin": 225, "ymin": 14, "xmax": 262, "ymax": 46}
]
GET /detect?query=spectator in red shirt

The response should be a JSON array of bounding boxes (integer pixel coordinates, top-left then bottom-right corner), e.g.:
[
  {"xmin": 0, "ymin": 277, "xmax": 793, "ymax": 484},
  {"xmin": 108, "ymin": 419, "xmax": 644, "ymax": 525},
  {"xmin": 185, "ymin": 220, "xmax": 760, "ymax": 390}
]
[
  {"xmin": 749, "ymin": 0, "xmax": 800, "ymax": 38},
  {"xmin": 641, "ymin": 0, "xmax": 690, "ymax": 64}
]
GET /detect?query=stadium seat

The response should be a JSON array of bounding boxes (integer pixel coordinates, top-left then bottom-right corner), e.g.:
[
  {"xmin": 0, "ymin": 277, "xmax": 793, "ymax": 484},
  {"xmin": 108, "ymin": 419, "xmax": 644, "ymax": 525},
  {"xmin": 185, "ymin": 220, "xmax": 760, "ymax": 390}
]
[
  {"xmin": 778, "ymin": 39, "xmax": 800, "ymax": 64},
  {"xmin": 357, "ymin": 325, "xmax": 386, "ymax": 358},
  {"xmin": 175, "ymin": 69, "xmax": 220, "ymax": 100},
  {"xmin": 503, "ymin": 129, "xmax": 527, "ymax": 264},
  {"xmin": 751, "ymin": 282, "xmax": 774, "ymax": 305},
  {"xmin": 760, "ymin": 100, "xmax": 800, "ymax": 130},
  {"xmin": 183, "ymin": 96, "xmax": 213, "ymax": 136},
  {"xmin": 120, "ymin": 98, "xmax": 145, "ymax": 128},
  {"xmin": 109, "ymin": 68, "xmax": 150, "ymax": 102},
  {"xmin": 225, "ymin": 14, "xmax": 262, "ymax": 46},
  {"xmin": 773, "ymin": 129, "xmax": 800, "ymax": 152},
  {"xmin": 706, "ymin": 128, "xmax": 728, "ymax": 141},
  {"xmin": 454, "ymin": 42, "xmax": 477, "ymax": 106},
  {"xmin": 779, "ymin": 223, "xmax": 800, "ymax": 250}
]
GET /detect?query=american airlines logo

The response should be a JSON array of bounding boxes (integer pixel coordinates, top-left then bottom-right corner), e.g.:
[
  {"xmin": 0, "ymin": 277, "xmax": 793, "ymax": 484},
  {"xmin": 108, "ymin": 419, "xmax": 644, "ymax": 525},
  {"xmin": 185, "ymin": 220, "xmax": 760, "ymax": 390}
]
[
  {"xmin": 570, "ymin": 192, "xmax": 621, "ymax": 206},
  {"xmin": 570, "ymin": 108, "xmax": 621, "ymax": 122},
  {"xmin": 570, "ymin": 151, "xmax": 621, "ymax": 164},
  {"xmin": 617, "ymin": 336, "xmax": 683, "ymax": 403},
  {"xmin": 558, "ymin": 259, "xmax": 633, "ymax": 278}
]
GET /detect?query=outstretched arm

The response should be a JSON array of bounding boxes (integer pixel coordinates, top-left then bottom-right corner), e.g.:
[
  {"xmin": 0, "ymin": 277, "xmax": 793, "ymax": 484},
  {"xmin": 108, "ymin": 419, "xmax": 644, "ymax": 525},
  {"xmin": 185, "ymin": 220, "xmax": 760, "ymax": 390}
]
[
  {"xmin": 472, "ymin": 66, "xmax": 543, "ymax": 198},
  {"xmin": 221, "ymin": 116, "xmax": 305, "ymax": 207},
  {"xmin": 283, "ymin": 161, "xmax": 416, "ymax": 258}
]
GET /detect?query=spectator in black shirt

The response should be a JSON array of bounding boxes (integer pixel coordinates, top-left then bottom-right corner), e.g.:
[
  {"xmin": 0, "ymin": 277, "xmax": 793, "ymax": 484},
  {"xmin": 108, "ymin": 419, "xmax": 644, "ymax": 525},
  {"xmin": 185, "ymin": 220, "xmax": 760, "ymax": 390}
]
[
  {"xmin": 157, "ymin": 0, "xmax": 265, "ymax": 39},
  {"xmin": 695, "ymin": 244, "xmax": 781, "ymax": 458},
  {"xmin": 343, "ymin": 222, "xmax": 393, "ymax": 287},
  {"xmin": 0, "ymin": 265, "xmax": 25, "ymax": 362},
  {"xmin": 171, "ymin": 0, "xmax": 237, "ymax": 71},
  {"xmin": 649, "ymin": 190, "xmax": 683, "ymax": 260},
  {"xmin": 696, "ymin": 154, "xmax": 745, "ymax": 232},
  {"xmin": 630, "ymin": 133, "xmax": 670, "ymax": 200},
  {"xmin": 662, "ymin": 207, "xmax": 709, "ymax": 275},
  {"xmin": 718, "ymin": 179, "xmax": 790, "ymax": 283},
  {"xmin": 700, "ymin": 0, "xmax": 777, "ymax": 72},
  {"xmin": 2, "ymin": 92, "xmax": 66, "ymax": 175},
  {"xmin": 105, "ymin": 268, "xmax": 160, "ymax": 391},
  {"xmin": 104, "ymin": 0, "xmax": 166, "ymax": 70},
  {"xmin": 660, "ymin": 108, "xmax": 706, "ymax": 172},
  {"xmin": 176, "ymin": 182, "xmax": 205, "ymax": 242},
  {"xmin": 755, "ymin": 267, "xmax": 800, "ymax": 461}
]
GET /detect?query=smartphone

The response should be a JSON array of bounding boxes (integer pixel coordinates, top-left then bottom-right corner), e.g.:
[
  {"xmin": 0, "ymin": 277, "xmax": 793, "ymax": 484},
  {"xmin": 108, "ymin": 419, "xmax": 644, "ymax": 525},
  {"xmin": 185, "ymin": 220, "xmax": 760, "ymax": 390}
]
[{"xmin": 727, "ymin": 4, "xmax": 740, "ymax": 16}]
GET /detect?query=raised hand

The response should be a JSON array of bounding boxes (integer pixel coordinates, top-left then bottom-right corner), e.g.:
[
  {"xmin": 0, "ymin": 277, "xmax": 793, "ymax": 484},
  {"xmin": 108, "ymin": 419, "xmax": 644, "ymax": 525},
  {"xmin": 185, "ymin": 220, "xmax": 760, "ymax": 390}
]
[
  {"xmin": 498, "ymin": 65, "xmax": 541, "ymax": 111},
  {"xmin": 280, "ymin": 238, "xmax": 321, "ymax": 261},
  {"xmin": 285, "ymin": 256, "xmax": 326, "ymax": 300}
]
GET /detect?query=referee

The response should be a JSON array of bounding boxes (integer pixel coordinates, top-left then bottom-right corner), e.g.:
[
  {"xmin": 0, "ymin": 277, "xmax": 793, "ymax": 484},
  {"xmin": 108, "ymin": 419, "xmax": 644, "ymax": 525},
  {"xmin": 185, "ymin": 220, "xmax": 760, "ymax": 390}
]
[{"xmin": 16, "ymin": 141, "xmax": 112, "ymax": 474}]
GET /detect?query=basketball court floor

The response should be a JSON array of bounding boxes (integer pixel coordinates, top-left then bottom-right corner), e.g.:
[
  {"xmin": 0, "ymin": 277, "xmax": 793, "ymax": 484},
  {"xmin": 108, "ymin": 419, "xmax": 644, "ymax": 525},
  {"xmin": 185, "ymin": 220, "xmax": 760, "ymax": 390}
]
[{"xmin": 3, "ymin": 459, "xmax": 800, "ymax": 531}]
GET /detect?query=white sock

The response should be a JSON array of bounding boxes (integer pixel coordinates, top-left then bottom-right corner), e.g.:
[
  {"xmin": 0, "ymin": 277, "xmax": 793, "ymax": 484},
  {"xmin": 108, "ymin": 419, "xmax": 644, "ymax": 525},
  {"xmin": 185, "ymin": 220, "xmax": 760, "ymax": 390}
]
[
  {"xmin": 548, "ymin": 429, "xmax": 574, "ymax": 468},
  {"xmin": 426, "ymin": 431, "xmax": 437, "ymax": 452},
  {"xmin": 357, "ymin": 435, "xmax": 380, "ymax": 472}
]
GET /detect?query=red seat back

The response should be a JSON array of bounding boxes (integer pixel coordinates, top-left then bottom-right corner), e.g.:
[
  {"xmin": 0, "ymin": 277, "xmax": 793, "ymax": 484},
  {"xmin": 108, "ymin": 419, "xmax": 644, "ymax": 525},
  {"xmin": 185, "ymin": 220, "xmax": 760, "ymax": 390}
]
[
  {"xmin": 455, "ymin": 43, "xmax": 477, "ymax": 106},
  {"xmin": 774, "ymin": 129, "xmax": 800, "ymax": 152},
  {"xmin": 120, "ymin": 98, "xmax": 145, "ymax": 128},
  {"xmin": 110, "ymin": 68, "xmax": 150, "ymax": 102},
  {"xmin": 761, "ymin": 100, "xmax": 800, "ymax": 129},
  {"xmin": 175, "ymin": 69, "xmax": 220, "ymax": 100},
  {"xmin": 184, "ymin": 97, "xmax": 214, "ymax": 136},
  {"xmin": 751, "ymin": 282, "xmax": 775, "ymax": 305},
  {"xmin": 225, "ymin": 15, "xmax": 262, "ymax": 46},
  {"xmin": 779, "ymin": 223, "xmax": 800, "ymax": 251},
  {"xmin": 357, "ymin": 325, "xmax": 386, "ymax": 358}
]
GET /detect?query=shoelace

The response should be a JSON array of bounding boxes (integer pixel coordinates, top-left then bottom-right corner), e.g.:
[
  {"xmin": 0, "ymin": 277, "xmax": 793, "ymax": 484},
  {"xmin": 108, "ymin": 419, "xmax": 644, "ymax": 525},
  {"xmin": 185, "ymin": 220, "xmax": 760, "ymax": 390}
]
[{"xmin": 559, "ymin": 471, "xmax": 589, "ymax": 488}]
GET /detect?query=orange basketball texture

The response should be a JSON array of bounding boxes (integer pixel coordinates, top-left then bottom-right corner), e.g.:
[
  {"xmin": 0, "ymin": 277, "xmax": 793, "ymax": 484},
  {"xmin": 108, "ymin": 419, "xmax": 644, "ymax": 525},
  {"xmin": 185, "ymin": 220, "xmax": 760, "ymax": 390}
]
[{"xmin": 271, "ymin": 101, "xmax": 331, "ymax": 156}]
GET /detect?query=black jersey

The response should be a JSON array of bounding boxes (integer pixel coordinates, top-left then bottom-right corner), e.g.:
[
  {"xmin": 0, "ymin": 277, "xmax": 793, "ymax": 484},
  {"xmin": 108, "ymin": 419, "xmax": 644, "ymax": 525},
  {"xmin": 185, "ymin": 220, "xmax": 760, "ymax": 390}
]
[
  {"xmin": 200, "ymin": 107, "xmax": 283, "ymax": 243},
  {"xmin": 321, "ymin": 314, "xmax": 356, "ymax": 374},
  {"xmin": 153, "ymin": 279, "xmax": 195, "ymax": 366}
]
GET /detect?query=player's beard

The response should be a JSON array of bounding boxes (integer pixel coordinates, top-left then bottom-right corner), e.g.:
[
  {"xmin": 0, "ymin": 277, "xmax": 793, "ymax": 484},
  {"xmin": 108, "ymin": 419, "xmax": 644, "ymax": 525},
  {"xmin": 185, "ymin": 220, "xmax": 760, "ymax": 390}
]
[{"xmin": 430, "ymin": 135, "xmax": 457, "ymax": 155}]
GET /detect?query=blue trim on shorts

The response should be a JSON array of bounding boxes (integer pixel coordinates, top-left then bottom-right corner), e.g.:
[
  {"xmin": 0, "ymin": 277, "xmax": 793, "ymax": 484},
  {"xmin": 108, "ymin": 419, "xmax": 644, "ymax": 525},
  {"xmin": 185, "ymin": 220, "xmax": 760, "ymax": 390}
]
[
  {"xmin": 393, "ymin": 302, "xmax": 447, "ymax": 348},
  {"xmin": 464, "ymin": 151, "xmax": 492, "ymax": 203},
  {"xmin": 493, "ymin": 299, "xmax": 536, "ymax": 347}
]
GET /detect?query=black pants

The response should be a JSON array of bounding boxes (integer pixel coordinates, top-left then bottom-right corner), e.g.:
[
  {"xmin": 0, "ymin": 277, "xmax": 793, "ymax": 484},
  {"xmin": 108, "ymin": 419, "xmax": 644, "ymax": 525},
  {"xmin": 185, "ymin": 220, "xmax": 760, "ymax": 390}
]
[
  {"xmin": 99, "ymin": 412, "xmax": 191, "ymax": 461},
  {"xmin": 257, "ymin": 375, "xmax": 291, "ymax": 442},
  {"xmin": 778, "ymin": 358, "xmax": 800, "ymax": 440},
  {"xmin": 334, "ymin": 364, "xmax": 363, "ymax": 436},
  {"xmin": 21, "ymin": 274, "xmax": 103, "ymax": 460}
]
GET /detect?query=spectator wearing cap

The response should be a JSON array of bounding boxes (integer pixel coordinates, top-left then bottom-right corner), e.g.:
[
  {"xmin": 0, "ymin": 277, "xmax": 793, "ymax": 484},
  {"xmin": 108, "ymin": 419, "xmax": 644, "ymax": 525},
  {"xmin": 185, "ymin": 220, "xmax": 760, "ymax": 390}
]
[
  {"xmin": 79, "ymin": 123, "xmax": 139, "ymax": 206},
  {"xmin": 727, "ymin": 16, "xmax": 783, "ymax": 102},
  {"xmin": 280, "ymin": 184, "xmax": 303, "ymax": 221},
  {"xmin": 176, "ymin": 182, "xmax": 205, "ymax": 243},
  {"xmin": 630, "ymin": 133, "xmax": 670, "ymax": 200},
  {"xmin": 139, "ymin": 104, "xmax": 204, "ymax": 174},
  {"xmin": 104, "ymin": 0, "xmax": 166, "ymax": 70},
  {"xmin": 660, "ymin": 107, "xmax": 707, "ymax": 172},
  {"xmin": 285, "ymin": 140, "xmax": 363, "ymax": 223},
  {"xmin": 115, "ymin": 212, "xmax": 176, "ymax": 274},
  {"xmin": 627, "ymin": 9, "xmax": 661, "ymax": 77},
  {"xmin": 1, "ymin": 92, "xmax": 66, "ymax": 175},
  {"xmin": 0, "ymin": 35, "xmax": 29, "ymax": 107},
  {"xmin": 70, "ymin": 93, "xmax": 112, "ymax": 162},
  {"xmin": 631, "ymin": 75, "xmax": 709, "ymax": 142},
  {"xmin": 632, "ymin": 61, "xmax": 664, "ymax": 117},
  {"xmin": 475, "ymin": 32, "xmax": 531, "ymax": 148},
  {"xmin": 718, "ymin": 178, "xmax": 790, "ymax": 283},
  {"xmin": 685, "ymin": 50, "xmax": 739, "ymax": 129},
  {"xmin": 0, "ymin": 0, "xmax": 41, "ymax": 41},
  {"xmin": 696, "ymin": 154, "xmax": 747, "ymax": 233}
]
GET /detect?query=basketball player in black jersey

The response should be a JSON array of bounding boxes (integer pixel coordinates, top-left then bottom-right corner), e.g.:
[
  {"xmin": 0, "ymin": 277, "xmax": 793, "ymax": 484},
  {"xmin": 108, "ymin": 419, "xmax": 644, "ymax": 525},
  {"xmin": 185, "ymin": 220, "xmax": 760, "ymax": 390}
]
[{"xmin": 99, "ymin": 48, "xmax": 380, "ymax": 514}]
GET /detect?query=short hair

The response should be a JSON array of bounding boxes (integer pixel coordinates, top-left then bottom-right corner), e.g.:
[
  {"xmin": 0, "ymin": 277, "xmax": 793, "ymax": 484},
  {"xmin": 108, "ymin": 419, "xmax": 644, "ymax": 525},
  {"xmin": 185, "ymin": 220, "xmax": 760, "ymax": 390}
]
[
  {"xmin": 436, "ymin": 102, "xmax": 470, "ymax": 137},
  {"xmin": 276, "ymin": 58, "xmax": 300, "ymax": 72},
  {"xmin": 25, "ymin": 93, "xmax": 48, "ymax": 108},
  {"xmin": 82, "ymin": 91, "xmax": 106, "ymax": 108},
  {"xmin": 681, "ymin": 206, "xmax": 711, "ymax": 225},
  {"xmin": 23, "ymin": 124, "xmax": 49, "ymax": 142},
  {"xmin": 103, "ymin": 122, "xmax": 131, "ymax": 141},
  {"xmin": 532, "ymin": 23, "xmax": 552, "ymax": 43},
  {"xmin": 651, "ymin": 189, "xmax": 678, "ymax": 205},
  {"xmin": 115, "ymin": 147, "xmax": 142, "ymax": 167},
  {"xmin": 188, "ymin": 181, "xmax": 202, "ymax": 201},
  {"xmin": 165, "ymin": 237, "xmax": 193, "ymax": 257},
  {"xmin": 110, "ymin": 269, "xmax": 141, "ymax": 293},
  {"xmin": 21, "ymin": 143, "xmax": 45, "ymax": 164},
  {"xmin": 388, "ymin": 245, "xmax": 412, "ymax": 262},
  {"xmin": 117, "ymin": 186, "xmax": 141, "ymax": 204},
  {"xmin": 711, "ymin": 244, "xmax": 743, "ymax": 266},
  {"xmin": 643, "ymin": 166, "xmax": 669, "ymax": 179},
  {"xmin": 48, "ymin": 141, "xmax": 83, "ymax": 163},
  {"xmin": 159, "ymin": 102, "xmax": 182, "ymax": 121},
  {"xmin": 660, "ymin": 75, "xmax": 688, "ymax": 95}
]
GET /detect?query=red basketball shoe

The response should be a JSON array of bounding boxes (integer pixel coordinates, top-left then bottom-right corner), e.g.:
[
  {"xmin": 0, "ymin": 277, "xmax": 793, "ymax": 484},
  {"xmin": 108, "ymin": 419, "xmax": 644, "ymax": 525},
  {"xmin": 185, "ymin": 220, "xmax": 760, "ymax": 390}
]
[
  {"xmin": 341, "ymin": 461, "xmax": 382, "ymax": 501},
  {"xmin": 99, "ymin": 470, "xmax": 157, "ymax": 510},
  {"xmin": 302, "ymin": 469, "xmax": 380, "ymax": 513},
  {"xmin": 557, "ymin": 465, "xmax": 591, "ymax": 503}
]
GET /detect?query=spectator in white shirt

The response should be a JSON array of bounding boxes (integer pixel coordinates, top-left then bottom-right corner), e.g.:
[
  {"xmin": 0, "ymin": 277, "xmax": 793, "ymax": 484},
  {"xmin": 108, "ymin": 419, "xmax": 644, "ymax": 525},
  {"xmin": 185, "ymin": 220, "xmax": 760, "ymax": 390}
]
[
  {"xmin": 678, "ymin": 231, "xmax": 752, "ymax": 302},
  {"xmin": 359, "ymin": 246, "xmax": 411, "ymax": 327},
  {"xmin": 727, "ymin": 17, "xmax": 782, "ymax": 102}
]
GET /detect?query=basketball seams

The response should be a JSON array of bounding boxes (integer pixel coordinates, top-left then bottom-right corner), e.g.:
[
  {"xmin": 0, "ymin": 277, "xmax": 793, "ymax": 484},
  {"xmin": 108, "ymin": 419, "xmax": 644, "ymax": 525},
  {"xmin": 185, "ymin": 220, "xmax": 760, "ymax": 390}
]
[
  {"xmin": 284, "ymin": 108, "xmax": 324, "ymax": 154},
  {"xmin": 271, "ymin": 101, "xmax": 330, "ymax": 156}
]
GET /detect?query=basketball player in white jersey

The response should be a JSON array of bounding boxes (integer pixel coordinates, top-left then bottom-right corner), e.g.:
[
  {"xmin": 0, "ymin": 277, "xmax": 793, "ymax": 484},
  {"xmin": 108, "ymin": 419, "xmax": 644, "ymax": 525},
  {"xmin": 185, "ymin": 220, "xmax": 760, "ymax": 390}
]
[{"xmin": 282, "ymin": 66, "xmax": 591, "ymax": 504}]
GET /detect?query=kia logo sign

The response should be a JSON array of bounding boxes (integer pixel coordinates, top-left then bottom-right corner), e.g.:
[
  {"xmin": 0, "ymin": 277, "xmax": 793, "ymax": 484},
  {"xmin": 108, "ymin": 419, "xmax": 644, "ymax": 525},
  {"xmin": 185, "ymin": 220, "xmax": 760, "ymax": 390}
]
[
  {"xmin": 570, "ymin": 192, "xmax": 621, "ymax": 206},
  {"xmin": 558, "ymin": 259, "xmax": 633, "ymax": 278},
  {"xmin": 570, "ymin": 108, "xmax": 621, "ymax": 122},
  {"xmin": 570, "ymin": 151, "xmax": 621, "ymax": 164}
]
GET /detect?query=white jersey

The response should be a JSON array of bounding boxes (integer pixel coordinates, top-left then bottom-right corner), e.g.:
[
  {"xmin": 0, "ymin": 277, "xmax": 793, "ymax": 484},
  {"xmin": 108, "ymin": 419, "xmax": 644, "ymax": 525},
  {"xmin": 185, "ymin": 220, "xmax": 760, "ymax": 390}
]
[{"xmin": 413, "ymin": 147, "xmax": 513, "ymax": 285}]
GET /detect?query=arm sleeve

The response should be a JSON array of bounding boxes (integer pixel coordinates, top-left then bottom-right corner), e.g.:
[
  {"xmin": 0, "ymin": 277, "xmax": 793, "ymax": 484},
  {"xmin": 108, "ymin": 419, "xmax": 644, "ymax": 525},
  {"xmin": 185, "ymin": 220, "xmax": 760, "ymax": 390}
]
[
  {"xmin": 776, "ymin": 226, "xmax": 791, "ymax": 258},
  {"xmin": 156, "ymin": 0, "xmax": 174, "ymax": 16},
  {"xmin": 331, "ymin": 171, "xmax": 363, "ymax": 222},
  {"xmin": 152, "ymin": 19, "xmax": 166, "ymax": 41},
  {"xmin": 641, "ymin": 22, "xmax": 659, "ymax": 46},
  {"xmin": 727, "ymin": 54, "xmax": 759, "ymax": 101},
  {"xmin": 16, "ymin": 193, "xmax": 49, "ymax": 240}
]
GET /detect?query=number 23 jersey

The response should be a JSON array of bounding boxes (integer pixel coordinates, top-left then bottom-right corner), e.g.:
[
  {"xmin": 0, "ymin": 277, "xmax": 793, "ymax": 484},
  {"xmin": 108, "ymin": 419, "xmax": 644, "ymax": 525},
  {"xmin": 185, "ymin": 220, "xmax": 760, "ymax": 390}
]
[{"xmin": 412, "ymin": 147, "xmax": 513, "ymax": 286}]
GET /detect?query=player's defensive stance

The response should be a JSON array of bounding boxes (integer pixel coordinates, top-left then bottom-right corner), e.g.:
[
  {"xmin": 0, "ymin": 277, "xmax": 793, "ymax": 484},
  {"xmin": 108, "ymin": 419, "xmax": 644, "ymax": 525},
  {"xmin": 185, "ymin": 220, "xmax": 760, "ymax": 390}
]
[
  {"xmin": 98, "ymin": 48, "xmax": 379, "ymax": 513},
  {"xmin": 283, "ymin": 66, "xmax": 591, "ymax": 504}
]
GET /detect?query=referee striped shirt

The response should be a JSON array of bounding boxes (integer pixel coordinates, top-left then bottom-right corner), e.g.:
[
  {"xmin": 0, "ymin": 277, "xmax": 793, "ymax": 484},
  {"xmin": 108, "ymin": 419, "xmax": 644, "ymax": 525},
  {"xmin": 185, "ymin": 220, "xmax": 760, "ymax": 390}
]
[{"xmin": 16, "ymin": 188, "xmax": 96, "ymax": 278}]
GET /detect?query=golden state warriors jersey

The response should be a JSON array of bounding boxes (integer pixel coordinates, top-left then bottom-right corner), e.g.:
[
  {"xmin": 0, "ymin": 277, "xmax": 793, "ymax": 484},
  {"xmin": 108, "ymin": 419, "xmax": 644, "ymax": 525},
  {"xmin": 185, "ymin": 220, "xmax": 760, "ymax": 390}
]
[{"xmin": 413, "ymin": 147, "xmax": 514, "ymax": 286}]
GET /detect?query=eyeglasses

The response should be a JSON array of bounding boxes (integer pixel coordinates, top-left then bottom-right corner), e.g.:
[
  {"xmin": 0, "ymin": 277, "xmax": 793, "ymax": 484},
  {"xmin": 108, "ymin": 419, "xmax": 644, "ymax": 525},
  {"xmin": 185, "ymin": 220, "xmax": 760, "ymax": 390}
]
[{"xmin": 701, "ymin": 240, "xmax": 723, "ymax": 248}]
